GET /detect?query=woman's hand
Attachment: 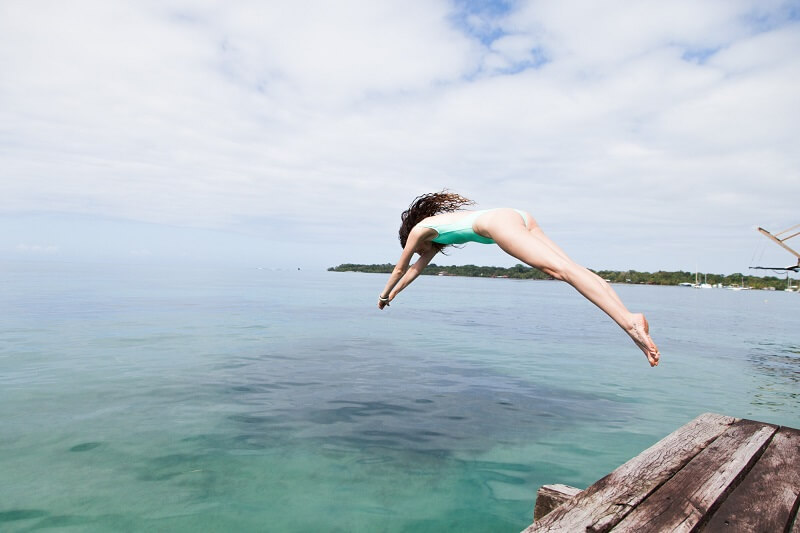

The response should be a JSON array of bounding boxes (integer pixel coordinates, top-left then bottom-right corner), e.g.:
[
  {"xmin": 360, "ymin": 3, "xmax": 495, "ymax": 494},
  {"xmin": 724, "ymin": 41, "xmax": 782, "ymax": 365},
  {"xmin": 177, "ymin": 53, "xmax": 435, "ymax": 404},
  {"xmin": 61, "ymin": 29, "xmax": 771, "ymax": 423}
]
[{"xmin": 378, "ymin": 295, "xmax": 391, "ymax": 309}]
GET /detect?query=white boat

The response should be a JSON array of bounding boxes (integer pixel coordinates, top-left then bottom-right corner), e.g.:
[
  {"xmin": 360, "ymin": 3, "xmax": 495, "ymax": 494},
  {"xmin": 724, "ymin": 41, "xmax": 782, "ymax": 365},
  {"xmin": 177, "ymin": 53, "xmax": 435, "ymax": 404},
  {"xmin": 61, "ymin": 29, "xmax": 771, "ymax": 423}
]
[{"xmin": 693, "ymin": 272, "xmax": 712, "ymax": 289}]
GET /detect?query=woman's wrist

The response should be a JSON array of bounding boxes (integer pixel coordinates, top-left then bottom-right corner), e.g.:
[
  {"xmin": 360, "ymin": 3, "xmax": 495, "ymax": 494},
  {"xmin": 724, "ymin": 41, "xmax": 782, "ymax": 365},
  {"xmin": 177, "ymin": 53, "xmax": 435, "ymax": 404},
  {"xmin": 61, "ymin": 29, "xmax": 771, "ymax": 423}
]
[{"xmin": 378, "ymin": 294, "xmax": 390, "ymax": 302}]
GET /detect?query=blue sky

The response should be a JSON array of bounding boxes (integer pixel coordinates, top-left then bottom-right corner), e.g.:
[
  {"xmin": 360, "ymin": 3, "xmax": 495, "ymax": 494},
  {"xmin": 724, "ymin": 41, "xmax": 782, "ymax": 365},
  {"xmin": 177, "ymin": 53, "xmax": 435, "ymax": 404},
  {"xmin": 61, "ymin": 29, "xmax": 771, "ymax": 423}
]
[{"xmin": 1, "ymin": 0, "xmax": 799, "ymax": 274}]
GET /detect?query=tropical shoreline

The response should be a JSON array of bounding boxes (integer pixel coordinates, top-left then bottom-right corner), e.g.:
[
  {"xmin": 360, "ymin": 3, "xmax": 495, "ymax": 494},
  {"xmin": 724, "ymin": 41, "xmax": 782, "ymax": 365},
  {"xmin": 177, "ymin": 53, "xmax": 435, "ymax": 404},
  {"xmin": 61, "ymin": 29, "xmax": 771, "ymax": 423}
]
[{"xmin": 328, "ymin": 263, "xmax": 797, "ymax": 291}]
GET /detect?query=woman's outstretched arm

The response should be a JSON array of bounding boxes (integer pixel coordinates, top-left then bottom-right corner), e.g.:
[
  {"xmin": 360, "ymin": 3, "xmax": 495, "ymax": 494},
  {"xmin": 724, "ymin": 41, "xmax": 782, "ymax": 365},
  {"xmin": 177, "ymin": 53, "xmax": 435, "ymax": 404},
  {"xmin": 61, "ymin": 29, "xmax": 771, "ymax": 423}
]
[
  {"xmin": 379, "ymin": 247, "xmax": 437, "ymax": 308},
  {"xmin": 378, "ymin": 228, "xmax": 437, "ymax": 309}
]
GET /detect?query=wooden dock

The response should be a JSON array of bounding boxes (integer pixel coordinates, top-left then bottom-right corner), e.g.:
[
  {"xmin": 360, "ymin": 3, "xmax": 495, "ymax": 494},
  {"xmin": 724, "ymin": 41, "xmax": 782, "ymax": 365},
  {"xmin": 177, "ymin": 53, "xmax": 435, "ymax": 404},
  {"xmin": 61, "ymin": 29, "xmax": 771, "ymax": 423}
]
[{"xmin": 523, "ymin": 413, "xmax": 800, "ymax": 532}]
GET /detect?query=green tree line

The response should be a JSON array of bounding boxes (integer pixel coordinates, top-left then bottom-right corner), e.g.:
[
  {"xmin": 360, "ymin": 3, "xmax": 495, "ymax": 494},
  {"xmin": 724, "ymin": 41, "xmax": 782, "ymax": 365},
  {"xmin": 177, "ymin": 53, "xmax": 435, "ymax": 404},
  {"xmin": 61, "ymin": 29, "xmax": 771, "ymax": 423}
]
[{"xmin": 328, "ymin": 263, "xmax": 794, "ymax": 290}]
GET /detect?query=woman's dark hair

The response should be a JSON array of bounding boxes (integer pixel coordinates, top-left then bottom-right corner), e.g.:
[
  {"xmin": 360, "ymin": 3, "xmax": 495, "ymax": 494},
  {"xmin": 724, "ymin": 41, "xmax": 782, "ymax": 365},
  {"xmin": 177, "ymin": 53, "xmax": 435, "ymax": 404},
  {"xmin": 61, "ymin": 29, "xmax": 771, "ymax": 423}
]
[{"xmin": 399, "ymin": 190, "xmax": 475, "ymax": 250}]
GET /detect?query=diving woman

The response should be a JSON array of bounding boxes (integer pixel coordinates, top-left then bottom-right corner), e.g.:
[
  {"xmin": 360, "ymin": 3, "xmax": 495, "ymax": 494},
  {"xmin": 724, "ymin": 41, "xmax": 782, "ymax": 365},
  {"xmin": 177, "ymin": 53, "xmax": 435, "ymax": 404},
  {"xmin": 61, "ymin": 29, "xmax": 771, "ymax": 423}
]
[{"xmin": 377, "ymin": 191, "xmax": 660, "ymax": 367}]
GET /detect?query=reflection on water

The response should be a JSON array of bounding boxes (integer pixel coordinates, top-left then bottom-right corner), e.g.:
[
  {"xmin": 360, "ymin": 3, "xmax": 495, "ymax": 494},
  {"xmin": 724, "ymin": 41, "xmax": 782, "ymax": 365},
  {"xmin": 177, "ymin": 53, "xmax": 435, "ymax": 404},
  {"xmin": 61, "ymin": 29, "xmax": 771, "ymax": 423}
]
[
  {"xmin": 212, "ymin": 340, "xmax": 630, "ymax": 460},
  {"xmin": 749, "ymin": 341, "xmax": 800, "ymax": 381},
  {"xmin": 748, "ymin": 341, "xmax": 800, "ymax": 410}
]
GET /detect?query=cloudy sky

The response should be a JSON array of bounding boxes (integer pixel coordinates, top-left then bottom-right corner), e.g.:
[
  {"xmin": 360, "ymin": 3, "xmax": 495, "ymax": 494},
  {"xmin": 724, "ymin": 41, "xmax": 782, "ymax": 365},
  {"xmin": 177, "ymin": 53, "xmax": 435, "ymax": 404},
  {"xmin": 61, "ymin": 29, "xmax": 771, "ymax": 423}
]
[{"xmin": 1, "ymin": 0, "xmax": 798, "ymax": 274}]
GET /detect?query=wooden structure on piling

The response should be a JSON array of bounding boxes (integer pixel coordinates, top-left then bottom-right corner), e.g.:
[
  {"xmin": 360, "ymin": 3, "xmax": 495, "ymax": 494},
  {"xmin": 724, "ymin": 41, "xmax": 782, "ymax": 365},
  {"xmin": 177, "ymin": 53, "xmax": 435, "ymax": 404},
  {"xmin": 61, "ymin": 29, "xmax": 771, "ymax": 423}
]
[{"xmin": 524, "ymin": 413, "xmax": 800, "ymax": 532}]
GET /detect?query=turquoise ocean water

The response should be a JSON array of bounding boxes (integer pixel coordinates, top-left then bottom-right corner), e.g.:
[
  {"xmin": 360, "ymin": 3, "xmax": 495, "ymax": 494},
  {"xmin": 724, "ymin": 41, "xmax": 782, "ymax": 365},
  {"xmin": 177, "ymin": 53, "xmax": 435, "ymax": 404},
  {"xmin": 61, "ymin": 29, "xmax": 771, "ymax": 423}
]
[{"xmin": 1, "ymin": 262, "xmax": 798, "ymax": 532}]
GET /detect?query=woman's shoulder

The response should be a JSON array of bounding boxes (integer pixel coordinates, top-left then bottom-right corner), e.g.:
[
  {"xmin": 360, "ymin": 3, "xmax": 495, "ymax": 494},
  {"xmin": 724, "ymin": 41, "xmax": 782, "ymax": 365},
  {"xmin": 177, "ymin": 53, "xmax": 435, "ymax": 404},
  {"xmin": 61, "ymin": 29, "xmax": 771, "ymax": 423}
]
[
  {"xmin": 409, "ymin": 222, "xmax": 438, "ymax": 236},
  {"xmin": 418, "ymin": 210, "xmax": 472, "ymax": 225}
]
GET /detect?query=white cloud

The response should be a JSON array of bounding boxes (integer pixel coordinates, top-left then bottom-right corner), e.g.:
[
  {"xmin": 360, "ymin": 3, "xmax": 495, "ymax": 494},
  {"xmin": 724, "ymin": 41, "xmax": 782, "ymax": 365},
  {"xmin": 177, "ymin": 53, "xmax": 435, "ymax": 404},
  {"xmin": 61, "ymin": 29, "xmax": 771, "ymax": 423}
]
[{"xmin": 0, "ymin": 0, "xmax": 797, "ymax": 272}]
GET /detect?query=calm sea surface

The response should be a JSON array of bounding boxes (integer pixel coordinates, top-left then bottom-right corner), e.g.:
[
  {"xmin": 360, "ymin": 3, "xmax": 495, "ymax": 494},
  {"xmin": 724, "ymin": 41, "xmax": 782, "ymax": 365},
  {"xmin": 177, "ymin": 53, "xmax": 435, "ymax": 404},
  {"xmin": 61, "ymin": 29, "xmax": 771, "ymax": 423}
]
[{"xmin": 1, "ymin": 262, "xmax": 798, "ymax": 532}]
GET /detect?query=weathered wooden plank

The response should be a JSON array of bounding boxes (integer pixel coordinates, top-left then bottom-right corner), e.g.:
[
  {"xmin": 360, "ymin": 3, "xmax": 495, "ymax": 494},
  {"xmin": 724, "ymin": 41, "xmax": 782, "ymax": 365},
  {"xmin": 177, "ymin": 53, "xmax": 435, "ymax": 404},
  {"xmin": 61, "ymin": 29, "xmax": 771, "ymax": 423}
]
[
  {"xmin": 533, "ymin": 484, "xmax": 583, "ymax": 521},
  {"xmin": 522, "ymin": 413, "xmax": 737, "ymax": 533},
  {"xmin": 611, "ymin": 419, "xmax": 777, "ymax": 533},
  {"xmin": 702, "ymin": 426, "xmax": 800, "ymax": 533}
]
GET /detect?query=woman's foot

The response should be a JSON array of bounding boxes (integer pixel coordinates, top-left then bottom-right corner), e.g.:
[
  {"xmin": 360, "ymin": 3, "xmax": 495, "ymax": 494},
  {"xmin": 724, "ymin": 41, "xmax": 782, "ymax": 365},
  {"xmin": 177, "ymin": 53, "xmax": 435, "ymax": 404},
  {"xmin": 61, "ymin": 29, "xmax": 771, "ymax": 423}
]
[{"xmin": 628, "ymin": 313, "xmax": 660, "ymax": 367}]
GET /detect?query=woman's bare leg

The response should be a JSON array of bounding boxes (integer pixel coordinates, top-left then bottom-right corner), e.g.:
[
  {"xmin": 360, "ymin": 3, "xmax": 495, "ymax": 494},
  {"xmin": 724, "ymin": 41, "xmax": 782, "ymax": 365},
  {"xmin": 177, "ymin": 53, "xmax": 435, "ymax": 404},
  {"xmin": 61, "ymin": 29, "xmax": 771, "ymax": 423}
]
[
  {"xmin": 489, "ymin": 212, "xmax": 660, "ymax": 366},
  {"xmin": 518, "ymin": 213, "xmax": 628, "ymax": 311}
]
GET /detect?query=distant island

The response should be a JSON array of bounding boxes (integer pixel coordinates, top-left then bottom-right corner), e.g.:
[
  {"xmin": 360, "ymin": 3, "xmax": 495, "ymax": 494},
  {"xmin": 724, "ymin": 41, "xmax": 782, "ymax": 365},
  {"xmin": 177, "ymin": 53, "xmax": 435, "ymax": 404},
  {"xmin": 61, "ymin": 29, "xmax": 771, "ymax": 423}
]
[{"xmin": 328, "ymin": 263, "xmax": 795, "ymax": 291}]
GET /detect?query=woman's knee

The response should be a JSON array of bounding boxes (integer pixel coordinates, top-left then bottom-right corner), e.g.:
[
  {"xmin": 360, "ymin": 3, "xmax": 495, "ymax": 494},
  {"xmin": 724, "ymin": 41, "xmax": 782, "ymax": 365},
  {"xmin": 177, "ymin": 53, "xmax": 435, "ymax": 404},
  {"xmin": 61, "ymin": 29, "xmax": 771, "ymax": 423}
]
[
  {"xmin": 540, "ymin": 266, "xmax": 563, "ymax": 280},
  {"xmin": 537, "ymin": 258, "xmax": 571, "ymax": 281}
]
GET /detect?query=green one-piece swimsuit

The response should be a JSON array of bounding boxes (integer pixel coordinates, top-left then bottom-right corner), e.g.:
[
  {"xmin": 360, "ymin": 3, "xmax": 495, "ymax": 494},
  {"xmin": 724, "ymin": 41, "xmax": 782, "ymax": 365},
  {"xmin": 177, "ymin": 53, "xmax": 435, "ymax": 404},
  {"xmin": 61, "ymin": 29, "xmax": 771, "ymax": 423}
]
[{"xmin": 421, "ymin": 208, "xmax": 528, "ymax": 245}]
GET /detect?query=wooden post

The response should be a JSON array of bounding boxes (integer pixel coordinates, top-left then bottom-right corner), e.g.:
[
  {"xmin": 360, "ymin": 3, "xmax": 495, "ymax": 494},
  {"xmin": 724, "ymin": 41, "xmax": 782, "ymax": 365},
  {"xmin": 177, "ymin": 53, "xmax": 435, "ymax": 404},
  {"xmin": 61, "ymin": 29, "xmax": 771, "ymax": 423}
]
[{"xmin": 533, "ymin": 484, "xmax": 583, "ymax": 521}]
